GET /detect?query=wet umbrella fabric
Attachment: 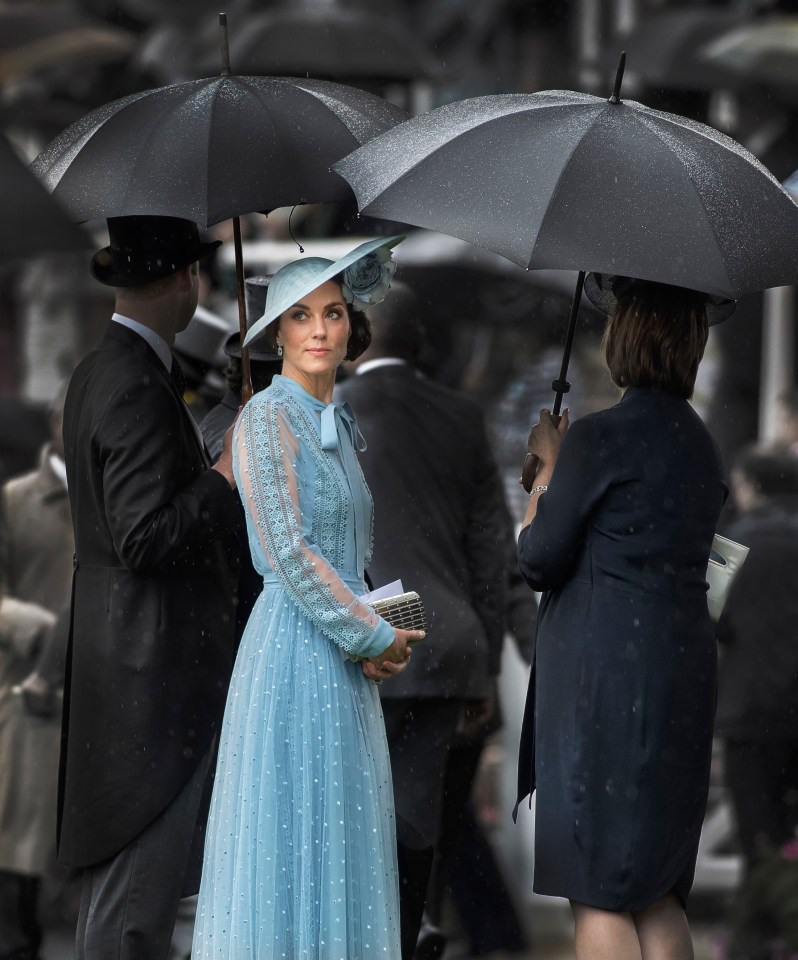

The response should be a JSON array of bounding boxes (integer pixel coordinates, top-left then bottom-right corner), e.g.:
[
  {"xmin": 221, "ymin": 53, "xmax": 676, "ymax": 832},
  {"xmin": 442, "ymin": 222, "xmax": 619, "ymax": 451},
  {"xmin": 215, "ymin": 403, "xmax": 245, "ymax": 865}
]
[
  {"xmin": 0, "ymin": 133, "xmax": 88, "ymax": 260},
  {"xmin": 334, "ymin": 88, "xmax": 798, "ymax": 301},
  {"xmin": 198, "ymin": 4, "xmax": 438, "ymax": 82},
  {"xmin": 31, "ymin": 74, "xmax": 409, "ymax": 226}
]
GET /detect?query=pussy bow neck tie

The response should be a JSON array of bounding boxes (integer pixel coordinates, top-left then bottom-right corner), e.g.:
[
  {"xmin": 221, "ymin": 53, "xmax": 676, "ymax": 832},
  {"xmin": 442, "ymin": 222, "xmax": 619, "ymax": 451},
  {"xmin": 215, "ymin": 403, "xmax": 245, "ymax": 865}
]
[{"xmin": 320, "ymin": 402, "xmax": 367, "ymax": 453}]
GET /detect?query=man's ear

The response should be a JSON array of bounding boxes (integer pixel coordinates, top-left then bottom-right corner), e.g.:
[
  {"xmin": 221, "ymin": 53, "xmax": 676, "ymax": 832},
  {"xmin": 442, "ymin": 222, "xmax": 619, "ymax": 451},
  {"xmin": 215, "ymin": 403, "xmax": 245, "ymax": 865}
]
[{"xmin": 177, "ymin": 263, "xmax": 197, "ymax": 290}]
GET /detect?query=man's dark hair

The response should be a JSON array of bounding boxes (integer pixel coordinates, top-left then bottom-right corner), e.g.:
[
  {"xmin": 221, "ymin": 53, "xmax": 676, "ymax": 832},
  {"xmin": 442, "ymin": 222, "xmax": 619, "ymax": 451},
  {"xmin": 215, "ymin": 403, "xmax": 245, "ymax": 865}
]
[
  {"xmin": 365, "ymin": 279, "xmax": 424, "ymax": 363},
  {"xmin": 602, "ymin": 280, "xmax": 709, "ymax": 399}
]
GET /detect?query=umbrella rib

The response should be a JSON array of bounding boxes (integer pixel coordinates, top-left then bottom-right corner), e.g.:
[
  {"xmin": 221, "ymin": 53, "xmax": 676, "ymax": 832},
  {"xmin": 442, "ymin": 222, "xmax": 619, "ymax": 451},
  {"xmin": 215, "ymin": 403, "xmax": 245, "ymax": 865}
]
[
  {"xmin": 523, "ymin": 107, "xmax": 605, "ymax": 266},
  {"xmin": 119, "ymin": 81, "xmax": 205, "ymax": 220},
  {"xmin": 633, "ymin": 110, "xmax": 735, "ymax": 295},
  {"xmin": 203, "ymin": 78, "xmax": 224, "ymax": 225}
]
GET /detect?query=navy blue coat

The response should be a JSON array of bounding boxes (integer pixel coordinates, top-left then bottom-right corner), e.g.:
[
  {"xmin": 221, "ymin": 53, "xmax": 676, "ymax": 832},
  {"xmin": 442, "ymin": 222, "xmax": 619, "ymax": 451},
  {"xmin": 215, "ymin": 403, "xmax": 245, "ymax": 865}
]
[{"xmin": 516, "ymin": 387, "xmax": 726, "ymax": 911}]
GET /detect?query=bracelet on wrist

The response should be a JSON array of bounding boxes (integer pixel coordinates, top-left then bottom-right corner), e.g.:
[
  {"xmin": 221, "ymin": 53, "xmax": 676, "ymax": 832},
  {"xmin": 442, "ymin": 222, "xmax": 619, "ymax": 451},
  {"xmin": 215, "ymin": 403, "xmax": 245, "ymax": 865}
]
[{"xmin": 529, "ymin": 484, "xmax": 548, "ymax": 497}]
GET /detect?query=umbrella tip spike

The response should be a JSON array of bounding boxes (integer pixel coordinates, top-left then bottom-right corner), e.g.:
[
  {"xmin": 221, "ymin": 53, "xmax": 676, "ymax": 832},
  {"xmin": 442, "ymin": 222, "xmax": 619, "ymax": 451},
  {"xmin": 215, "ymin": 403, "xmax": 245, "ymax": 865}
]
[
  {"xmin": 609, "ymin": 50, "xmax": 626, "ymax": 104},
  {"xmin": 219, "ymin": 12, "xmax": 232, "ymax": 77}
]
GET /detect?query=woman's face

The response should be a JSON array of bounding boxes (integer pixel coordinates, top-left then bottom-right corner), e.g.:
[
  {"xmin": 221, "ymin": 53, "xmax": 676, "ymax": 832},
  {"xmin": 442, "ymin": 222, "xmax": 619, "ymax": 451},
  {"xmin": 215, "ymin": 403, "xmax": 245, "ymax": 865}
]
[{"xmin": 275, "ymin": 280, "xmax": 351, "ymax": 379}]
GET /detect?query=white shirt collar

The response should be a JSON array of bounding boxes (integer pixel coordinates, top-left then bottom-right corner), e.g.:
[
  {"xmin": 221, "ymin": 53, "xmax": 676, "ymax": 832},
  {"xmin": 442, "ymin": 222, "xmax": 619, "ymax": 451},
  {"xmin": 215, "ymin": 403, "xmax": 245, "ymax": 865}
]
[
  {"xmin": 112, "ymin": 313, "xmax": 172, "ymax": 371},
  {"xmin": 355, "ymin": 358, "xmax": 408, "ymax": 376}
]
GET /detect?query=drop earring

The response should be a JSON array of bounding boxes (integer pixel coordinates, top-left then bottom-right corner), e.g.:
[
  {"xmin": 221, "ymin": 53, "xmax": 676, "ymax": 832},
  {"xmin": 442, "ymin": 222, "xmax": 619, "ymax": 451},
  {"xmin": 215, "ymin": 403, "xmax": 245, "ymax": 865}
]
[{"xmin": 276, "ymin": 342, "xmax": 283, "ymax": 358}]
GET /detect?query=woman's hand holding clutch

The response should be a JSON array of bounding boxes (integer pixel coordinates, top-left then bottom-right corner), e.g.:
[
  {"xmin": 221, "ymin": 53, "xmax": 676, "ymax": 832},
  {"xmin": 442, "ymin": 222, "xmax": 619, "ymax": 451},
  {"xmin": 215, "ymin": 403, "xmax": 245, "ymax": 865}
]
[{"xmin": 361, "ymin": 628, "xmax": 423, "ymax": 682}]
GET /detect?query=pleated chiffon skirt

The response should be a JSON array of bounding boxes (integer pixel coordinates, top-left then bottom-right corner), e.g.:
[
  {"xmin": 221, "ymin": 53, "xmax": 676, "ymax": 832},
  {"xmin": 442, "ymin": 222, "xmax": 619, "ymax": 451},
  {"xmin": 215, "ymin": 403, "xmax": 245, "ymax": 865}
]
[{"xmin": 192, "ymin": 585, "xmax": 401, "ymax": 959}]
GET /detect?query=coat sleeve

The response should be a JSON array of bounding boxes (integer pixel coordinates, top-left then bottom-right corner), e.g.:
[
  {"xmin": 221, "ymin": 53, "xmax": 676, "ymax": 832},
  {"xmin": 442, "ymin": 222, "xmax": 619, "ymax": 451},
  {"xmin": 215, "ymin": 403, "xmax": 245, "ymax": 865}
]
[
  {"xmin": 517, "ymin": 415, "xmax": 616, "ymax": 592},
  {"xmin": 234, "ymin": 396, "xmax": 394, "ymax": 659},
  {"xmin": 96, "ymin": 370, "xmax": 241, "ymax": 574},
  {"xmin": 463, "ymin": 413, "xmax": 510, "ymax": 676}
]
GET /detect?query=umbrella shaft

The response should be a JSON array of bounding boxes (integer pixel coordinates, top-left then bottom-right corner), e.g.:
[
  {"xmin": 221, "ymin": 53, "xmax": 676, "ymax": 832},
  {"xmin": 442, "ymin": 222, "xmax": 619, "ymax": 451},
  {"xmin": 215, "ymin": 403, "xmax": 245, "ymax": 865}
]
[
  {"xmin": 233, "ymin": 216, "xmax": 253, "ymax": 405},
  {"xmin": 551, "ymin": 270, "xmax": 585, "ymax": 415}
]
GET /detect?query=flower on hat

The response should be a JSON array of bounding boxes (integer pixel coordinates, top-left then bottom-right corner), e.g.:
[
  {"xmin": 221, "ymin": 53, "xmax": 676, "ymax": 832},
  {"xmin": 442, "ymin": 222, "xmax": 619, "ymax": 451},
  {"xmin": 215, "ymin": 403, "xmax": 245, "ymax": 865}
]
[{"xmin": 341, "ymin": 247, "xmax": 397, "ymax": 311}]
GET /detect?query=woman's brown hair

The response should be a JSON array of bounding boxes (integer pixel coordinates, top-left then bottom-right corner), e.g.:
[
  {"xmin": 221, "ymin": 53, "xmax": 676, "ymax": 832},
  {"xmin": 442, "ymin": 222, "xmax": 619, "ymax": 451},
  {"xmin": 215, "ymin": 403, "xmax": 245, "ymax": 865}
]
[{"xmin": 601, "ymin": 280, "xmax": 709, "ymax": 399}]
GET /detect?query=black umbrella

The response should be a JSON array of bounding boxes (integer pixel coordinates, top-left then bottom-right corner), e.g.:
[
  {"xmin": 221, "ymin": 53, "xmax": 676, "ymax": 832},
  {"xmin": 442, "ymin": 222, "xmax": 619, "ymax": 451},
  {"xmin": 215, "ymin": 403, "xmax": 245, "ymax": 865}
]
[
  {"xmin": 32, "ymin": 15, "xmax": 408, "ymax": 399},
  {"xmin": 197, "ymin": 0, "xmax": 439, "ymax": 83},
  {"xmin": 31, "ymin": 75, "xmax": 407, "ymax": 227},
  {"xmin": 604, "ymin": 7, "xmax": 746, "ymax": 92},
  {"xmin": 699, "ymin": 16, "xmax": 798, "ymax": 97},
  {"xmin": 335, "ymin": 56, "xmax": 798, "ymax": 409},
  {"xmin": 0, "ymin": 1, "xmax": 135, "ymax": 84},
  {"xmin": 0, "ymin": 133, "xmax": 88, "ymax": 261}
]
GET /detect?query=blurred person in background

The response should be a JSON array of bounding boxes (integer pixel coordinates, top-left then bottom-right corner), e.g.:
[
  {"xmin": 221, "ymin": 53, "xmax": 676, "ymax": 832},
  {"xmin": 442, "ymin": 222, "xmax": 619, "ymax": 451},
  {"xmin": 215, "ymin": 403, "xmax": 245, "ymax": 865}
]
[
  {"xmin": 0, "ymin": 494, "xmax": 59, "ymax": 960},
  {"xmin": 426, "ymin": 540, "xmax": 536, "ymax": 959},
  {"xmin": 1, "ymin": 383, "xmax": 77, "ymax": 940},
  {"xmin": 716, "ymin": 446, "xmax": 798, "ymax": 870},
  {"xmin": 3, "ymin": 382, "xmax": 73, "ymax": 616},
  {"xmin": 335, "ymin": 280, "xmax": 510, "ymax": 960},
  {"xmin": 199, "ymin": 277, "xmax": 282, "ymax": 462},
  {"xmin": 200, "ymin": 277, "xmax": 282, "ymax": 650},
  {"xmin": 516, "ymin": 275, "xmax": 729, "ymax": 960}
]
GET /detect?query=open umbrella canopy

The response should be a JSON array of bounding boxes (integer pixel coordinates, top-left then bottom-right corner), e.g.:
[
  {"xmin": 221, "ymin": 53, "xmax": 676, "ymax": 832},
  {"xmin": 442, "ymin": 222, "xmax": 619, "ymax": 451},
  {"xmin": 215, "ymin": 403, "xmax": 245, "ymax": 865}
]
[
  {"xmin": 699, "ymin": 16, "xmax": 798, "ymax": 96},
  {"xmin": 0, "ymin": 1, "xmax": 135, "ymax": 84},
  {"xmin": 334, "ymin": 86, "xmax": 798, "ymax": 301},
  {"xmin": 202, "ymin": 1, "xmax": 439, "ymax": 82},
  {"xmin": 604, "ymin": 7, "xmax": 746, "ymax": 92},
  {"xmin": 31, "ymin": 74, "xmax": 409, "ymax": 226},
  {"xmin": 0, "ymin": 133, "xmax": 88, "ymax": 261}
]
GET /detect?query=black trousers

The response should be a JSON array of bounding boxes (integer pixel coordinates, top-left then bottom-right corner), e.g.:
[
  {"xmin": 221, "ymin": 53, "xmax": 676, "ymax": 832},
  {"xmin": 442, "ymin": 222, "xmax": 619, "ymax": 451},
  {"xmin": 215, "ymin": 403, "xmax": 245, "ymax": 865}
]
[
  {"xmin": 724, "ymin": 739, "xmax": 798, "ymax": 868},
  {"xmin": 75, "ymin": 746, "xmax": 212, "ymax": 960},
  {"xmin": 382, "ymin": 698, "xmax": 462, "ymax": 959},
  {"xmin": 382, "ymin": 698, "xmax": 462, "ymax": 850}
]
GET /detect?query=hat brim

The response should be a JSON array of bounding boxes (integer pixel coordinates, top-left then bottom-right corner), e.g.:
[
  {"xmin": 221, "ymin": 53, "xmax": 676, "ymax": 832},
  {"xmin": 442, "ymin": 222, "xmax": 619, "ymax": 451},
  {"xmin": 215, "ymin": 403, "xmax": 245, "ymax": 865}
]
[
  {"xmin": 583, "ymin": 273, "xmax": 736, "ymax": 326},
  {"xmin": 243, "ymin": 235, "xmax": 405, "ymax": 348},
  {"xmin": 90, "ymin": 240, "xmax": 221, "ymax": 287}
]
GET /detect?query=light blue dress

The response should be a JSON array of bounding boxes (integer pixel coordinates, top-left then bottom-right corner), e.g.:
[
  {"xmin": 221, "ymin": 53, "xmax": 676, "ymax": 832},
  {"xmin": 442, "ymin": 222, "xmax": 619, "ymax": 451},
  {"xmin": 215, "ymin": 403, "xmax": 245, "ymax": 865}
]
[{"xmin": 192, "ymin": 375, "xmax": 401, "ymax": 959}]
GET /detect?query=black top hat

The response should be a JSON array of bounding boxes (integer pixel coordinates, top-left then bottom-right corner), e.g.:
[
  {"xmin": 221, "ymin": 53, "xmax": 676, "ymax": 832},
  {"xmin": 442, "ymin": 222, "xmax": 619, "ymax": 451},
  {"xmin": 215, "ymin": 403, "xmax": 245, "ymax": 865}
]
[
  {"xmin": 223, "ymin": 275, "xmax": 281, "ymax": 362},
  {"xmin": 91, "ymin": 215, "xmax": 221, "ymax": 287},
  {"xmin": 584, "ymin": 273, "xmax": 736, "ymax": 326}
]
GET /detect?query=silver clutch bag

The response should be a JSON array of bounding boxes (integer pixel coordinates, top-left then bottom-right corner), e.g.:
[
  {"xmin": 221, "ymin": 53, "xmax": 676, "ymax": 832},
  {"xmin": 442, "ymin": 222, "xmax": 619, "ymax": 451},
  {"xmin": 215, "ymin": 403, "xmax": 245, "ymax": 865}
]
[
  {"xmin": 371, "ymin": 591, "xmax": 426, "ymax": 639},
  {"xmin": 706, "ymin": 533, "xmax": 750, "ymax": 621}
]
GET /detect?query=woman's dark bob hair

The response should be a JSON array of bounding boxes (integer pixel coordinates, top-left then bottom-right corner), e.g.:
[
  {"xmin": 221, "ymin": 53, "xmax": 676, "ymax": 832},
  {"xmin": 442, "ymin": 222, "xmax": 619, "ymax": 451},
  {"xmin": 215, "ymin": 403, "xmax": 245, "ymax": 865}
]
[
  {"xmin": 601, "ymin": 280, "xmax": 709, "ymax": 400},
  {"xmin": 262, "ymin": 276, "xmax": 372, "ymax": 362}
]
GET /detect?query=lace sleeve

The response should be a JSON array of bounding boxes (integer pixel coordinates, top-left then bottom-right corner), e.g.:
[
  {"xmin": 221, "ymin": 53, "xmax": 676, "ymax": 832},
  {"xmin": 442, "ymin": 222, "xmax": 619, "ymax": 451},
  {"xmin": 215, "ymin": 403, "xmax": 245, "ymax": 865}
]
[{"xmin": 234, "ymin": 397, "xmax": 395, "ymax": 659}]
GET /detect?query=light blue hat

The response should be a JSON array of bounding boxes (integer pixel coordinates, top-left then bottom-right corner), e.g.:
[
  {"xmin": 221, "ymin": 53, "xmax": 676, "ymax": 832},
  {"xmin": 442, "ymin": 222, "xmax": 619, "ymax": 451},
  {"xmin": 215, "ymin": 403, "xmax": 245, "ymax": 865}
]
[{"xmin": 243, "ymin": 234, "xmax": 405, "ymax": 348}]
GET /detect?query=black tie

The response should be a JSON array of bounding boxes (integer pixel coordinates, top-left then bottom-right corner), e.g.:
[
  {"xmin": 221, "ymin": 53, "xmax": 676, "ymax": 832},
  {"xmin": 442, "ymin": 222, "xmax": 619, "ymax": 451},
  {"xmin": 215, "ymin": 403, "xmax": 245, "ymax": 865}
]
[{"xmin": 170, "ymin": 355, "xmax": 186, "ymax": 397}]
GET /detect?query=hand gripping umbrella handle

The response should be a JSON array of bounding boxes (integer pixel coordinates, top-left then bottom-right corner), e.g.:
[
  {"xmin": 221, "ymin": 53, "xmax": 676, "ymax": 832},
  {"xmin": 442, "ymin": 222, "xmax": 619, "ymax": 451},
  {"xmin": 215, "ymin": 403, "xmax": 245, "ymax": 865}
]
[{"xmin": 518, "ymin": 271, "xmax": 584, "ymax": 492}]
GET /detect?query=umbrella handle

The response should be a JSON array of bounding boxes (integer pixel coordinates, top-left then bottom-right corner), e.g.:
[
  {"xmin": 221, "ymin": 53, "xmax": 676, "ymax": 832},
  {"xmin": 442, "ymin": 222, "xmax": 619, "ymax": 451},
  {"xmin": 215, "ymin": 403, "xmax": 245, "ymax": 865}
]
[
  {"xmin": 518, "ymin": 414, "xmax": 563, "ymax": 493},
  {"xmin": 232, "ymin": 215, "xmax": 253, "ymax": 405},
  {"xmin": 518, "ymin": 270, "xmax": 585, "ymax": 492}
]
